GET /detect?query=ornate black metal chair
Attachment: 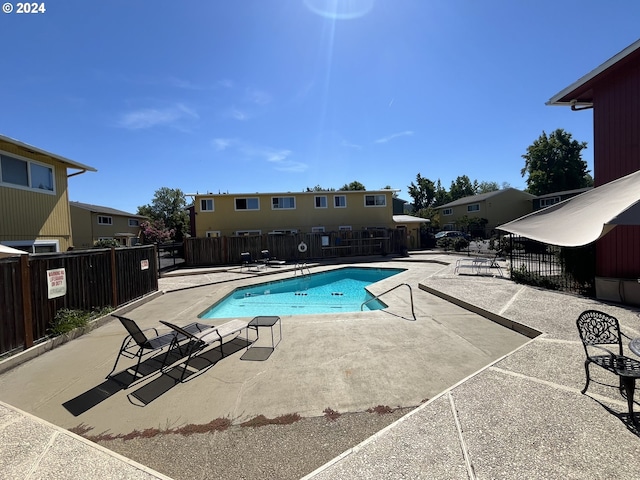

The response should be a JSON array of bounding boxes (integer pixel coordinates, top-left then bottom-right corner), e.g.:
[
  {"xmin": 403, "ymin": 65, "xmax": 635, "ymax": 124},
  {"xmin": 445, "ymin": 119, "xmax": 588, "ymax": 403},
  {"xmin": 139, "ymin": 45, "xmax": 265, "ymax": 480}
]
[{"xmin": 576, "ymin": 310, "xmax": 640, "ymax": 423}]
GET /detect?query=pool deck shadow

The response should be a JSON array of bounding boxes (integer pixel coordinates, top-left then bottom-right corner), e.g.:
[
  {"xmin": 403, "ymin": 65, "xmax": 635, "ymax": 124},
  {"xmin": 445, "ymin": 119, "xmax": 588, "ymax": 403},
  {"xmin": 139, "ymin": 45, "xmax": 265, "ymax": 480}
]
[{"xmin": 1, "ymin": 253, "xmax": 640, "ymax": 479}]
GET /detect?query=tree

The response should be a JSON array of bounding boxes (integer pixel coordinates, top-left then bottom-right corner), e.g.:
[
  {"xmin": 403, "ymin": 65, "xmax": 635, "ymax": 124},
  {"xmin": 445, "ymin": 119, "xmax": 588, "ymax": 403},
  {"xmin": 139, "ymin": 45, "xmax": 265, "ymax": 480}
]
[
  {"xmin": 433, "ymin": 179, "xmax": 450, "ymax": 207},
  {"xmin": 521, "ymin": 129, "xmax": 591, "ymax": 196},
  {"xmin": 477, "ymin": 181, "xmax": 500, "ymax": 193},
  {"xmin": 137, "ymin": 187, "xmax": 189, "ymax": 242},
  {"xmin": 340, "ymin": 180, "xmax": 366, "ymax": 191},
  {"xmin": 140, "ymin": 219, "xmax": 174, "ymax": 244},
  {"xmin": 407, "ymin": 174, "xmax": 435, "ymax": 211},
  {"xmin": 449, "ymin": 175, "xmax": 477, "ymax": 201}
]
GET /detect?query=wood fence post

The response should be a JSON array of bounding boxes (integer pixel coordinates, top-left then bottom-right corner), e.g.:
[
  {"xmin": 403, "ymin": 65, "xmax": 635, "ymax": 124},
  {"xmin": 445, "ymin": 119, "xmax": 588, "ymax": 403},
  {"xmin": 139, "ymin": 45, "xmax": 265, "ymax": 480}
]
[
  {"xmin": 20, "ymin": 254, "xmax": 33, "ymax": 349},
  {"xmin": 110, "ymin": 247, "xmax": 118, "ymax": 307}
]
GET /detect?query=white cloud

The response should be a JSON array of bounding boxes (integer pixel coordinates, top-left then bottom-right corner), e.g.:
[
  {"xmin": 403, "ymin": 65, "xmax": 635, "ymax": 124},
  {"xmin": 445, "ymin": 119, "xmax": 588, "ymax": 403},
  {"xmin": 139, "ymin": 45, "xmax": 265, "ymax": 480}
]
[
  {"xmin": 374, "ymin": 130, "xmax": 414, "ymax": 144},
  {"xmin": 212, "ymin": 138, "xmax": 236, "ymax": 151},
  {"xmin": 220, "ymin": 142, "xmax": 308, "ymax": 173},
  {"xmin": 246, "ymin": 88, "xmax": 272, "ymax": 106},
  {"xmin": 341, "ymin": 140, "xmax": 362, "ymax": 150},
  {"xmin": 228, "ymin": 107, "xmax": 249, "ymax": 121},
  {"xmin": 118, "ymin": 104, "xmax": 198, "ymax": 130}
]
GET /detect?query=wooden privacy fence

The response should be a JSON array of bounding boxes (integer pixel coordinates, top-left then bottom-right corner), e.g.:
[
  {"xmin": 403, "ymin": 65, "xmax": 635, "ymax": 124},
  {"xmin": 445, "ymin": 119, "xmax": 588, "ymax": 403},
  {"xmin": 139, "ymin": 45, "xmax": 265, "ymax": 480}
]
[
  {"xmin": 0, "ymin": 245, "xmax": 158, "ymax": 356},
  {"xmin": 184, "ymin": 229, "xmax": 408, "ymax": 267}
]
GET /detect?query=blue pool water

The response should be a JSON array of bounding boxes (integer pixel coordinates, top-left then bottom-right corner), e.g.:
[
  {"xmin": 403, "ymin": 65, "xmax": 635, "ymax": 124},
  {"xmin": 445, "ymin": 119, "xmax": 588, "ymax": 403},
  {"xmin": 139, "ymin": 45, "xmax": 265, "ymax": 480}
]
[{"xmin": 199, "ymin": 267, "xmax": 405, "ymax": 319}]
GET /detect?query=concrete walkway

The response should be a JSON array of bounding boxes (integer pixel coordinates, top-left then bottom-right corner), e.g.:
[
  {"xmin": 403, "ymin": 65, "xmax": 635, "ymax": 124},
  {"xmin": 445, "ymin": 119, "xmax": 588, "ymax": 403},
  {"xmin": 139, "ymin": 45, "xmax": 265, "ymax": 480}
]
[{"xmin": 1, "ymin": 253, "xmax": 639, "ymax": 478}]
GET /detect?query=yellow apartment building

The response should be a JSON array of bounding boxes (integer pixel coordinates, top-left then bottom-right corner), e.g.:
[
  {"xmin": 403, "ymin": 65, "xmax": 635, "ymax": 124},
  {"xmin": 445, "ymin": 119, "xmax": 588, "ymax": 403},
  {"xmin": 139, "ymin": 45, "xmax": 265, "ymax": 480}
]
[
  {"xmin": 0, "ymin": 134, "xmax": 96, "ymax": 252},
  {"xmin": 70, "ymin": 201, "xmax": 146, "ymax": 249},
  {"xmin": 436, "ymin": 188, "xmax": 535, "ymax": 237},
  {"xmin": 191, "ymin": 189, "xmax": 428, "ymax": 247}
]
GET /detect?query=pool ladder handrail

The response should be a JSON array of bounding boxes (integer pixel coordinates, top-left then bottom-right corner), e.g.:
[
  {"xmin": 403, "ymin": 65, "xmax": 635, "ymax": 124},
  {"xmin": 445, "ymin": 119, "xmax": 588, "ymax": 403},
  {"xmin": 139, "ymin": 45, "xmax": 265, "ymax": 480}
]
[
  {"xmin": 294, "ymin": 262, "xmax": 311, "ymax": 276},
  {"xmin": 361, "ymin": 283, "xmax": 416, "ymax": 321}
]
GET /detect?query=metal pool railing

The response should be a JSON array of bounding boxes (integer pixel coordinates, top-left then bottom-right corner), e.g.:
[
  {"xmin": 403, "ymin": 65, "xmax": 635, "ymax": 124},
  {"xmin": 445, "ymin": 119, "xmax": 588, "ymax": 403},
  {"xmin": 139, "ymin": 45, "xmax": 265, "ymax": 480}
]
[
  {"xmin": 361, "ymin": 283, "xmax": 416, "ymax": 321},
  {"xmin": 294, "ymin": 262, "xmax": 311, "ymax": 276}
]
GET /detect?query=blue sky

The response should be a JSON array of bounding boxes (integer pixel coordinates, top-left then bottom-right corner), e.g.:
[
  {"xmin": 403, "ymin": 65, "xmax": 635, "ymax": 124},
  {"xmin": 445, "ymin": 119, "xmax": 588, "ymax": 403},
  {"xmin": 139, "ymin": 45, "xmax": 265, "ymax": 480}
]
[{"xmin": 2, "ymin": 1, "xmax": 639, "ymax": 213}]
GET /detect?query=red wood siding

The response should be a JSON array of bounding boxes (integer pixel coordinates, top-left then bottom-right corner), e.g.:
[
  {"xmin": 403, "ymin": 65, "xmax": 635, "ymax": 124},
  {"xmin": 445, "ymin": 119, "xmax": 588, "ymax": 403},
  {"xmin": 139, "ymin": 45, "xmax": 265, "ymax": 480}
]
[{"xmin": 593, "ymin": 59, "xmax": 640, "ymax": 278}]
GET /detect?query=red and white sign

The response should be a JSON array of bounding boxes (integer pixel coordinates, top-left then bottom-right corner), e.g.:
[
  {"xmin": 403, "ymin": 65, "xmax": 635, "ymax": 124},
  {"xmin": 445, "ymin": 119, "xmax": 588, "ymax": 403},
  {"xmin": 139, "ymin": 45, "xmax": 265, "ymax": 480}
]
[{"xmin": 47, "ymin": 268, "xmax": 67, "ymax": 299}]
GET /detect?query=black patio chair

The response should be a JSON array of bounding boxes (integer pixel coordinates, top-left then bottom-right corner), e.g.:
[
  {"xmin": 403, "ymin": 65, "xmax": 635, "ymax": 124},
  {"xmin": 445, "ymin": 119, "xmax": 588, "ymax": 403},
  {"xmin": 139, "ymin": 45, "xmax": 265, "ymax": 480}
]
[
  {"xmin": 107, "ymin": 314, "xmax": 213, "ymax": 382},
  {"xmin": 576, "ymin": 310, "xmax": 640, "ymax": 423},
  {"xmin": 159, "ymin": 319, "xmax": 248, "ymax": 382},
  {"xmin": 240, "ymin": 252, "xmax": 260, "ymax": 272}
]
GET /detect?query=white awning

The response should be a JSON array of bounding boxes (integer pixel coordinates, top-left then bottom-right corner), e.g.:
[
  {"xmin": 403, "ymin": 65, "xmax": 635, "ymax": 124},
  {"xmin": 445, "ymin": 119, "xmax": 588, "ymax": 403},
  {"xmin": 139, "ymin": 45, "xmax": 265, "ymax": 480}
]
[
  {"xmin": 393, "ymin": 215, "xmax": 430, "ymax": 224},
  {"xmin": 0, "ymin": 244, "xmax": 28, "ymax": 259},
  {"xmin": 497, "ymin": 169, "xmax": 640, "ymax": 247}
]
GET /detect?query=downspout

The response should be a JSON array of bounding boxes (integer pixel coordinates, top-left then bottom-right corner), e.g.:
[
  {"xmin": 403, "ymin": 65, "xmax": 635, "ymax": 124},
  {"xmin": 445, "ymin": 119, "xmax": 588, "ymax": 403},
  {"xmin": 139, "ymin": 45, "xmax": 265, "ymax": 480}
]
[
  {"xmin": 67, "ymin": 168, "xmax": 88, "ymax": 178},
  {"xmin": 570, "ymin": 99, "xmax": 593, "ymax": 111}
]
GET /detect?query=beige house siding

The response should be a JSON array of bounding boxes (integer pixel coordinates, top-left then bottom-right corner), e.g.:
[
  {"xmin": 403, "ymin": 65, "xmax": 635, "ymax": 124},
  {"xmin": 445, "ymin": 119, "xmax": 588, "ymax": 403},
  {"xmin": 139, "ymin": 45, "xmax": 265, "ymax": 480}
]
[
  {"xmin": 0, "ymin": 151, "xmax": 73, "ymax": 251},
  {"xmin": 193, "ymin": 191, "xmax": 396, "ymax": 237},
  {"xmin": 438, "ymin": 189, "xmax": 535, "ymax": 235},
  {"xmin": 70, "ymin": 202, "xmax": 144, "ymax": 249}
]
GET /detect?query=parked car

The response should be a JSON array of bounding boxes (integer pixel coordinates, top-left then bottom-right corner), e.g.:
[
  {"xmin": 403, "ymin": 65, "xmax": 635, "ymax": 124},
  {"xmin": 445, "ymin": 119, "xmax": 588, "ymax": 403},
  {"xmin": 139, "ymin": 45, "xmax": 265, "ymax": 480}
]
[{"xmin": 434, "ymin": 231, "xmax": 470, "ymax": 240}]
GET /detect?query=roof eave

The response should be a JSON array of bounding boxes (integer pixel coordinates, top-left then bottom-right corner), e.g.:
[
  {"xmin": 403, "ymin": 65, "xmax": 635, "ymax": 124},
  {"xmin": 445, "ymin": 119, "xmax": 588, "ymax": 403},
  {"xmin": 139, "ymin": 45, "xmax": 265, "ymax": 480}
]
[
  {"xmin": 0, "ymin": 134, "xmax": 97, "ymax": 172},
  {"xmin": 546, "ymin": 38, "xmax": 640, "ymax": 106}
]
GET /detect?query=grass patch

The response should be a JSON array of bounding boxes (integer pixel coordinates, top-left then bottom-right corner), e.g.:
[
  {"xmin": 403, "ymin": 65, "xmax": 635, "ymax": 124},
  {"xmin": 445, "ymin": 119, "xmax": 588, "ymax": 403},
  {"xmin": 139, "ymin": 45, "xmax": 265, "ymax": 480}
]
[{"xmin": 48, "ymin": 306, "xmax": 113, "ymax": 337}]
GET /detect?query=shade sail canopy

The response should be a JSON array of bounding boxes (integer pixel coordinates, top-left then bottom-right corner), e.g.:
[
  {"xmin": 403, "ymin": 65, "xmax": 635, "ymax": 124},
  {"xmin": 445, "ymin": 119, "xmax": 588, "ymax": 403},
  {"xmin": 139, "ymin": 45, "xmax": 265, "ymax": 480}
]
[
  {"xmin": 393, "ymin": 215, "xmax": 430, "ymax": 224},
  {"xmin": 497, "ymin": 169, "xmax": 640, "ymax": 247},
  {"xmin": 0, "ymin": 245, "xmax": 28, "ymax": 259}
]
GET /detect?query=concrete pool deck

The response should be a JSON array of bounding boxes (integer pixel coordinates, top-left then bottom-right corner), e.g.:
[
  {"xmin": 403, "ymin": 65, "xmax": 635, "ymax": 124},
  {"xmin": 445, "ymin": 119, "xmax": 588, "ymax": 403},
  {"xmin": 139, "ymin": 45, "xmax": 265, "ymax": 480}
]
[{"xmin": 1, "ymin": 253, "xmax": 640, "ymax": 478}]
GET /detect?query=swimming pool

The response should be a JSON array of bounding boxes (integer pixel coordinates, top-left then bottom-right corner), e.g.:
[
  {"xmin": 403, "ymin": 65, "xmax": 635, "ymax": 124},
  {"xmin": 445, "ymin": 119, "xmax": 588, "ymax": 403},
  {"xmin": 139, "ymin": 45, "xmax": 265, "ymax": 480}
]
[{"xmin": 199, "ymin": 267, "xmax": 405, "ymax": 319}]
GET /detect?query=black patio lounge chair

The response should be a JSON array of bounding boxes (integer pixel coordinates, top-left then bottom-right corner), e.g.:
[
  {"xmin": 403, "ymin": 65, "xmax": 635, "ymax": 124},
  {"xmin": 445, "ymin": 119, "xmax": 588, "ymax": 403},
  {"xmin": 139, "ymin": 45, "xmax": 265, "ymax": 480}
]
[
  {"xmin": 107, "ymin": 315, "xmax": 213, "ymax": 382},
  {"xmin": 576, "ymin": 310, "xmax": 640, "ymax": 424},
  {"xmin": 260, "ymin": 249, "xmax": 286, "ymax": 267},
  {"xmin": 160, "ymin": 319, "xmax": 248, "ymax": 382},
  {"xmin": 240, "ymin": 252, "xmax": 261, "ymax": 272}
]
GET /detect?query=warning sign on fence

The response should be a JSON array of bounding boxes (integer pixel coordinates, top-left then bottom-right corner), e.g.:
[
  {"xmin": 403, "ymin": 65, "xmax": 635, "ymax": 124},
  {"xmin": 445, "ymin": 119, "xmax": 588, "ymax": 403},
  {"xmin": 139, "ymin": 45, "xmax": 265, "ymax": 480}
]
[{"xmin": 47, "ymin": 268, "xmax": 67, "ymax": 299}]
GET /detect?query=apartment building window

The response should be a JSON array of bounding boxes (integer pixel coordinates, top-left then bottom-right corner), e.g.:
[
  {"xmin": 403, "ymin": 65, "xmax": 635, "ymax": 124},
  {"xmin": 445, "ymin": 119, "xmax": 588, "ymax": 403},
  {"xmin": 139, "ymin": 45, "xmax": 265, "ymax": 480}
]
[
  {"xmin": 206, "ymin": 231, "xmax": 221, "ymax": 237},
  {"xmin": 467, "ymin": 204, "xmax": 480, "ymax": 212},
  {"xmin": 236, "ymin": 230, "xmax": 261, "ymax": 236},
  {"xmin": 272, "ymin": 196, "xmax": 296, "ymax": 209},
  {"xmin": 98, "ymin": 216, "xmax": 112, "ymax": 225},
  {"xmin": 200, "ymin": 198, "xmax": 214, "ymax": 211},
  {"xmin": 364, "ymin": 194, "xmax": 386, "ymax": 207},
  {"xmin": 128, "ymin": 219, "xmax": 140, "ymax": 227},
  {"xmin": 338, "ymin": 225, "xmax": 352, "ymax": 231},
  {"xmin": 0, "ymin": 153, "xmax": 55, "ymax": 193},
  {"xmin": 314, "ymin": 195, "xmax": 327, "ymax": 208},
  {"xmin": 311, "ymin": 226, "xmax": 325, "ymax": 233},
  {"xmin": 540, "ymin": 197, "xmax": 560, "ymax": 208},
  {"xmin": 334, "ymin": 195, "xmax": 347, "ymax": 208},
  {"xmin": 235, "ymin": 197, "xmax": 260, "ymax": 210},
  {"xmin": 442, "ymin": 208, "xmax": 453, "ymax": 216}
]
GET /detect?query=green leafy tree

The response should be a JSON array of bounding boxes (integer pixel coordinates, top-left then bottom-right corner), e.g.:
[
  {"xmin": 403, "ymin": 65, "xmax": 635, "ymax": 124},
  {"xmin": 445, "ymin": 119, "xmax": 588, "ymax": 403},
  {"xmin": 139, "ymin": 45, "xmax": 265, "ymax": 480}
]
[
  {"xmin": 433, "ymin": 179, "xmax": 450, "ymax": 207},
  {"xmin": 407, "ymin": 174, "xmax": 436, "ymax": 211},
  {"xmin": 449, "ymin": 175, "xmax": 477, "ymax": 201},
  {"xmin": 340, "ymin": 180, "xmax": 366, "ymax": 191},
  {"xmin": 477, "ymin": 181, "xmax": 500, "ymax": 193},
  {"xmin": 521, "ymin": 129, "xmax": 591, "ymax": 195},
  {"xmin": 137, "ymin": 187, "xmax": 189, "ymax": 242}
]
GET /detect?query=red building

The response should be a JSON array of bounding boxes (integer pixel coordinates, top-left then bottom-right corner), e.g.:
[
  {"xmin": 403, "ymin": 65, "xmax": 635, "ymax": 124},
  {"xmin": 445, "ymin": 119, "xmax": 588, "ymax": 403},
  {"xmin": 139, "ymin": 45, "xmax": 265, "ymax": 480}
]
[{"xmin": 547, "ymin": 39, "xmax": 640, "ymax": 302}]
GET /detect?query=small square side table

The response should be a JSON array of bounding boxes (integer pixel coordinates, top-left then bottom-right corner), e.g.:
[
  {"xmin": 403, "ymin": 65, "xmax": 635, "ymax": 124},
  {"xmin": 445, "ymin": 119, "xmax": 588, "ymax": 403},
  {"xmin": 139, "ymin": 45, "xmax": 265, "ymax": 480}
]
[{"xmin": 241, "ymin": 316, "xmax": 282, "ymax": 361}]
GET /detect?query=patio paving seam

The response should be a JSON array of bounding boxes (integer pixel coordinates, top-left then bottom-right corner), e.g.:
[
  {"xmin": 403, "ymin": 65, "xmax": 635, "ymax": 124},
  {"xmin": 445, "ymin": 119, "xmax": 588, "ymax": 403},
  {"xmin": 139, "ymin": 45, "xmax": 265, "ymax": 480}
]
[
  {"xmin": 498, "ymin": 285, "xmax": 527, "ymax": 315},
  {"xmin": 25, "ymin": 430, "xmax": 57, "ymax": 479},
  {"xmin": 448, "ymin": 392, "xmax": 476, "ymax": 480}
]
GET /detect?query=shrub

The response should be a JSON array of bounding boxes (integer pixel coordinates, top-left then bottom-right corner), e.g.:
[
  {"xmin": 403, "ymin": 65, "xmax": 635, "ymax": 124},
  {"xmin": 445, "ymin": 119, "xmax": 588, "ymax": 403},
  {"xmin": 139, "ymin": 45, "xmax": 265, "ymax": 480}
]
[
  {"xmin": 48, "ymin": 306, "xmax": 113, "ymax": 337},
  {"xmin": 93, "ymin": 238, "xmax": 121, "ymax": 248},
  {"xmin": 452, "ymin": 237, "xmax": 469, "ymax": 252}
]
